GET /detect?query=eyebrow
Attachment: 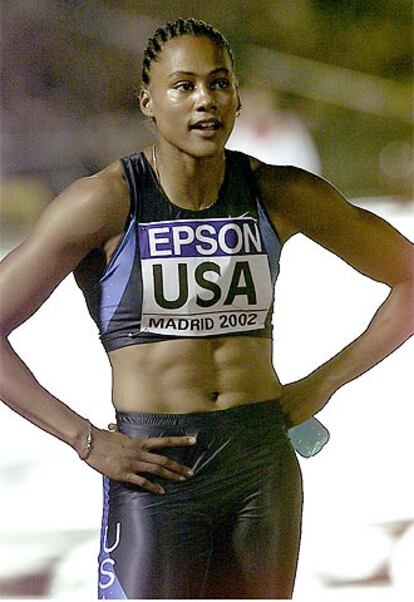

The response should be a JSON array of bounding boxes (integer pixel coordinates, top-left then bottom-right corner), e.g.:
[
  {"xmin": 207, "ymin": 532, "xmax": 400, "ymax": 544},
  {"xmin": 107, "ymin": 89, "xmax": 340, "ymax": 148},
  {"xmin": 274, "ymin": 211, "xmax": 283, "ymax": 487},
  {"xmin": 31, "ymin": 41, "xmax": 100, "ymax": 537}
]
[{"xmin": 168, "ymin": 68, "xmax": 231, "ymax": 79}]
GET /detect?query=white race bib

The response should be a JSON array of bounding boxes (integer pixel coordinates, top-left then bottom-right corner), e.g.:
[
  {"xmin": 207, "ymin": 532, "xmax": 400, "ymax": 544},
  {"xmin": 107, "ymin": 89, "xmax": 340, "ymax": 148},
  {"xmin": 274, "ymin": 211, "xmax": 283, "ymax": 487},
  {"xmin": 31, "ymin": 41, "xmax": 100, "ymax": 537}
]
[{"xmin": 139, "ymin": 217, "xmax": 273, "ymax": 336}]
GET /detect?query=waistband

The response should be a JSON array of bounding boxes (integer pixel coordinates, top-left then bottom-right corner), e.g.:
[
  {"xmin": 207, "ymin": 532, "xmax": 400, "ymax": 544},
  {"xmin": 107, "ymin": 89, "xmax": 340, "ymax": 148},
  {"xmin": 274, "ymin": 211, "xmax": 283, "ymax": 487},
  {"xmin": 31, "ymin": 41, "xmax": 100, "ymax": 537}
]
[{"xmin": 116, "ymin": 398, "xmax": 287, "ymax": 430}]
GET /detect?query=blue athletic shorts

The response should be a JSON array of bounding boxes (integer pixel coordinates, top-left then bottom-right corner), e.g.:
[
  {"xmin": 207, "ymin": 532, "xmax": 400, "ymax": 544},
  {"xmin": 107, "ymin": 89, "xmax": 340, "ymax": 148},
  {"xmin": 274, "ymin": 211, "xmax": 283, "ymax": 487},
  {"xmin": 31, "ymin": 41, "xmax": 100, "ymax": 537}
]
[{"xmin": 97, "ymin": 398, "xmax": 303, "ymax": 599}]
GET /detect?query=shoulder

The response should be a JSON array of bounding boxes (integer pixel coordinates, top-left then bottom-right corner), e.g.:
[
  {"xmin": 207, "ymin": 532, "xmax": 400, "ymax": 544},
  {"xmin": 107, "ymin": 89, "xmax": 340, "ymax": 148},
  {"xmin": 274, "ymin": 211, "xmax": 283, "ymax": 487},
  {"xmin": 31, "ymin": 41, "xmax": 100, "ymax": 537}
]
[
  {"xmin": 0, "ymin": 160, "xmax": 131, "ymax": 334},
  {"xmin": 248, "ymin": 158, "xmax": 353, "ymax": 239},
  {"xmin": 11, "ymin": 159, "xmax": 131, "ymax": 268},
  {"xmin": 242, "ymin": 156, "xmax": 413, "ymax": 288},
  {"xmin": 75, "ymin": 159, "xmax": 129, "ymax": 217},
  {"xmin": 45, "ymin": 159, "xmax": 130, "ymax": 244},
  {"xmin": 249, "ymin": 156, "xmax": 324, "ymax": 197},
  {"xmin": 245, "ymin": 152, "xmax": 319, "ymax": 198},
  {"xmin": 242, "ymin": 156, "xmax": 328, "ymax": 242}
]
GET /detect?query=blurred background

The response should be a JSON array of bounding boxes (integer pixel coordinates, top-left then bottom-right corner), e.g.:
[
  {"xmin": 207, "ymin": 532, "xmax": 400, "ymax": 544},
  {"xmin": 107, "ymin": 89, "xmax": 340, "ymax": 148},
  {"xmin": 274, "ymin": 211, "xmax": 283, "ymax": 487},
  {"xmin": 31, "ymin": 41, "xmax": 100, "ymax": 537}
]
[{"xmin": 0, "ymin": 0, "xmax": 413, "ymax": 600}]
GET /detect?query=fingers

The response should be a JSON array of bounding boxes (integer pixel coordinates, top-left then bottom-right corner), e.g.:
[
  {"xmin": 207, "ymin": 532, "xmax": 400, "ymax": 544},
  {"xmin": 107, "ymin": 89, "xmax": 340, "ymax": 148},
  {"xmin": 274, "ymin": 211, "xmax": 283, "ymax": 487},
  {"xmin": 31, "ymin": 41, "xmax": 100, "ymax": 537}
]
[
  {"xmin": 127, "ymin": 436, "xmax": 196, "ymax": 494},
  {"xmin": 125, "ymin": 472, "xmax": 166, "ymax": 495},
  {"xmin": 133, "ymin": 459, "xmax": 190, "ymax": 482},
  {"xmin": 120, "ymin": 432, "xmax": 197, "ymax": 476},
  {"xmin": 123, "ymin": 458, "xmax": 192, "ymax": 495},
  {"xmin": 122, "ymin": 450, "xmax": 196, "ymax": 495},
  {"xmin": 106, "ymin": 427, "xmax": 196, "ymax": 448},
  {"xmin": 139, "ymin": 450, "xmax": 194, "ymax": 478},
  {"xmin": 92, "ymin": 430, "xmax": 197, "ymax": 494},
  {"xmin": 143, "ymin": 435, "xmax": 197, "ymax": 449}
]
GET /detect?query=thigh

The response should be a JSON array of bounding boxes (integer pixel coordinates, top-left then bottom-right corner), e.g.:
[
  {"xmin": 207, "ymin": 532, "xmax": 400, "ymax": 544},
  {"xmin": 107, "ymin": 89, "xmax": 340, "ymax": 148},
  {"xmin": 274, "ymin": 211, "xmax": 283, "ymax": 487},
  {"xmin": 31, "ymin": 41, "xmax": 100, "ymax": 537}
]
[
  {"xmin": 205, "ymin": 440, "xmax": 303, "ymax": 599},
  {"xmin": 98, "ymin": 476, "xmax": 215, "ymax": 600}
]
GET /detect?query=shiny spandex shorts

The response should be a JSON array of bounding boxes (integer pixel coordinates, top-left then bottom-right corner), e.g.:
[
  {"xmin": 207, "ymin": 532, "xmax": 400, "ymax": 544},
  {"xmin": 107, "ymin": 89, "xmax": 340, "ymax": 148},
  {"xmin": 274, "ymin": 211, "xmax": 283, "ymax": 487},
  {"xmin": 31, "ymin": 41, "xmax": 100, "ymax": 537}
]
[{"xmin": 97, "ymin": 398, "xmax": 303, "ymax": 599}]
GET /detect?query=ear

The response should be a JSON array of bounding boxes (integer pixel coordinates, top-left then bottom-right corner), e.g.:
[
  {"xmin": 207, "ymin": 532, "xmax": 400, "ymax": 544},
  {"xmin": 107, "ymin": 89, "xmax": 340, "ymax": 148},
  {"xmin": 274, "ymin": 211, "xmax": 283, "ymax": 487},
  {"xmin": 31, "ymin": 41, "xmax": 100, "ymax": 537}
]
[{"xmin": 139, "ymin": 87, "xmax": 154, "ymax": 118}]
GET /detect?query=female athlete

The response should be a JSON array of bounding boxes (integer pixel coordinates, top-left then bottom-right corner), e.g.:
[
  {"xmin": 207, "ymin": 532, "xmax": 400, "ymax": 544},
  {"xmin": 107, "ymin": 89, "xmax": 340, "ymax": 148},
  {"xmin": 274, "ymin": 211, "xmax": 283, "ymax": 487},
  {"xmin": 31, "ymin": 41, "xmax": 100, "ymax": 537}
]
[{"xmin": 0, "ymin": 18, "xmax": 413, "ymax": 600}]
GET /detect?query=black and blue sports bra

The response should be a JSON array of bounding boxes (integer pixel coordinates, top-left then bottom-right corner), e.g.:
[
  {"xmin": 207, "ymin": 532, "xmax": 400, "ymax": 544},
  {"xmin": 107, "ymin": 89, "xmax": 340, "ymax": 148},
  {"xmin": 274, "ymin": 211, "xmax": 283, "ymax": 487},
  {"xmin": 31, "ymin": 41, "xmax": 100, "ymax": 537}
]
[{"xmin": 83, "ymin": 149, "xmax": 282, "ymax": 352}]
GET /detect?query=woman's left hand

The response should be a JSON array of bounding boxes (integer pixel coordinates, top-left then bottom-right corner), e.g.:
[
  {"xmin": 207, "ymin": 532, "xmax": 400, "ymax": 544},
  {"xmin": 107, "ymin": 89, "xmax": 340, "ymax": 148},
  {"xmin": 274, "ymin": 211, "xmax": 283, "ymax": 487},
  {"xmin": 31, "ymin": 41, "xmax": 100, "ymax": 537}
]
[{"xmin": 279, "ymin": 374, "xmax": 335, "ymax": 428}]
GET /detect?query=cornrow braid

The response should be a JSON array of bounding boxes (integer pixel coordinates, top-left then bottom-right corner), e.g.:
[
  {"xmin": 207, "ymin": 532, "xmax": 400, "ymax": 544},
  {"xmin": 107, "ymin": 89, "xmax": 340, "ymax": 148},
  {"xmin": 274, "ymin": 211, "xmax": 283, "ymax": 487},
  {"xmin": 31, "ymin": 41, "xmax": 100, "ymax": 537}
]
[{"xmin": 141, "ymin": 17, "xmax": 235, "ymax": 86}]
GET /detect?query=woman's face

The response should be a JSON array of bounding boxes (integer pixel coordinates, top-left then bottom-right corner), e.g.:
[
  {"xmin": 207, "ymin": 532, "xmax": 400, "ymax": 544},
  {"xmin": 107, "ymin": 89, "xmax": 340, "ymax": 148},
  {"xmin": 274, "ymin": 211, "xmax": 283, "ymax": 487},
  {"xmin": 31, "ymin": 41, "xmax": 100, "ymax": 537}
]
[{"xmin": 140, "ymin": 35, "xmax": 239, "ymax": 158}]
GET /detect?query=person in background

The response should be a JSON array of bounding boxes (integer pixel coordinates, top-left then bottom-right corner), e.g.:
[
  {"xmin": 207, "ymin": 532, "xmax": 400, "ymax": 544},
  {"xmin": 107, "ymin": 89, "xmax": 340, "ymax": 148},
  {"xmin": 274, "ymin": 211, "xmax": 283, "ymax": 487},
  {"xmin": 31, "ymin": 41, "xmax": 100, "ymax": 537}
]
[{"xmin": 226, "ymin": 85, "xmax": 321, "ymax": 174}]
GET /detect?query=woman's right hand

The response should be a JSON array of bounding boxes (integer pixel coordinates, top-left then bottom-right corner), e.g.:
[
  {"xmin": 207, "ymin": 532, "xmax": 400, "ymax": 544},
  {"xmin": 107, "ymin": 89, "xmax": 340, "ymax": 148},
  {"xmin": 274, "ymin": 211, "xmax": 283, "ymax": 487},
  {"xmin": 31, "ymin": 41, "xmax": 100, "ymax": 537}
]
[{"xmin": 85, "ymin": 427, "xmax": 196, "ymax": 495}]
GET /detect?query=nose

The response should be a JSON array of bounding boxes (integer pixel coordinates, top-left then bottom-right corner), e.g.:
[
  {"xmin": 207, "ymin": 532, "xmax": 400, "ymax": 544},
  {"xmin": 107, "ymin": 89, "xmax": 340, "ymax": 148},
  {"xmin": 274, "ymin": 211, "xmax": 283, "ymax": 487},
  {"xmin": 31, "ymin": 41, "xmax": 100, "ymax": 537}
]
[{"xmin": 194, "ymin": 84, "xmax": 217, "ymax": 112}]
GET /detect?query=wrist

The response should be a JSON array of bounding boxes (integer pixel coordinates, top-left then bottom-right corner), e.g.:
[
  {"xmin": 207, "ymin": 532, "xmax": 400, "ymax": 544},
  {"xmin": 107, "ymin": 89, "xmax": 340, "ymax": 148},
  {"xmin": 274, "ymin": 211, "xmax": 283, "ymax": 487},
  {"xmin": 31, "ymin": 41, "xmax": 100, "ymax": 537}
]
[
  {"xmin": 308, "ymin": 366, "xmax": 340, "ymax": 398},
  {"xmin": 77, "ymin": 420, "xmax": 93, "ymax": 460},
  {"xmin": 70, "ymin": 418, "xmax": 98, "ymax": 459}
]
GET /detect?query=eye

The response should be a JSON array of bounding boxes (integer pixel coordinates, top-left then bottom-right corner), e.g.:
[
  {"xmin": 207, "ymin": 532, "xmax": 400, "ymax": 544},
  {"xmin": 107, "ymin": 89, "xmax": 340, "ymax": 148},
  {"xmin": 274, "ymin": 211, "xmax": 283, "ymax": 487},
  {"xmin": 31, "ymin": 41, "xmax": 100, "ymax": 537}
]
[
  {"xmin": 174, "ymin": 81, "xmax": 194, "ymax": 91},
  {"xmin": 211, "ymin": 78, "xmax": 230, "ymax": 89}
]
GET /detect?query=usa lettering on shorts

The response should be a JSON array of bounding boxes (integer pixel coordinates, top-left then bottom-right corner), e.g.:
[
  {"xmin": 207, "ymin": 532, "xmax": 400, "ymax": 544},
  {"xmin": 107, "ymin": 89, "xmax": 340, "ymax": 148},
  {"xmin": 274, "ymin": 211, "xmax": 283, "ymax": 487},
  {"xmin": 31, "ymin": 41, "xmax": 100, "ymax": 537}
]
[{"xmin": 138, "ymin": 217, "xmax": 273, "ymax": 336}]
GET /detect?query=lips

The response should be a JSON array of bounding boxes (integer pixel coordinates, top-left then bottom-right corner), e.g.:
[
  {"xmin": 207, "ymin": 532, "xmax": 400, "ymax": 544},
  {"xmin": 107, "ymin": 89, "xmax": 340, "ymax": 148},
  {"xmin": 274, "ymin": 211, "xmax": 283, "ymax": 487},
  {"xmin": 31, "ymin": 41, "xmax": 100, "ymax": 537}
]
[{"xmin": 189, "ymin": 118, "xmax": 222, "ymax": 131}]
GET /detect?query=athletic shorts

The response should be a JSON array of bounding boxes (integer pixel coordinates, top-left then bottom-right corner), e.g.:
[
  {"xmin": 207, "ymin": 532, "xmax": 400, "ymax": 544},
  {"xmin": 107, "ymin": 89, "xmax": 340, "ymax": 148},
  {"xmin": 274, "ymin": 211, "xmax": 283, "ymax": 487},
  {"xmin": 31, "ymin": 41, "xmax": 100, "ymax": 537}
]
[{"xmin": 97, "ymin": 398, "xmax": 303, "ymax": 599}]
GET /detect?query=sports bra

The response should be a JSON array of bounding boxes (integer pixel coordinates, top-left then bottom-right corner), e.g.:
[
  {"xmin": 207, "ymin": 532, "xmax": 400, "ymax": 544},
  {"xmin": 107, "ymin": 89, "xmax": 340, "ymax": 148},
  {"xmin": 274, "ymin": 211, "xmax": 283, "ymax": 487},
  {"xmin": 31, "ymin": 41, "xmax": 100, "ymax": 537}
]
[{"xmin": 82, "ymin": 149, "xmax": 282, "ymax": 352}]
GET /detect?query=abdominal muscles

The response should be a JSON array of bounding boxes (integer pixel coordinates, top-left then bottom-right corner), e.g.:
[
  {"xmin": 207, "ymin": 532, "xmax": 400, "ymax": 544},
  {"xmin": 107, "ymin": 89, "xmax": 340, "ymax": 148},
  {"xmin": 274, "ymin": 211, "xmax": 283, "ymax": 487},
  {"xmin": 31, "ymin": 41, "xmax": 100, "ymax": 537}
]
[{"xmin": 108, "ymin": 336, "xmax": 283, "ymax": 413}]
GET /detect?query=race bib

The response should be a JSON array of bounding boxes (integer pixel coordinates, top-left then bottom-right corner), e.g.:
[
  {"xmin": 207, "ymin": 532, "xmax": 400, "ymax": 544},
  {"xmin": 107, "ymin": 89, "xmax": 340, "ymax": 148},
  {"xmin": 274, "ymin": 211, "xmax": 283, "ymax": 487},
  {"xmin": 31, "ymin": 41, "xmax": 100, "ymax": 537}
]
[{"xmin": 139, "ymin": 217, "xmax": 273, "ymax": 336}]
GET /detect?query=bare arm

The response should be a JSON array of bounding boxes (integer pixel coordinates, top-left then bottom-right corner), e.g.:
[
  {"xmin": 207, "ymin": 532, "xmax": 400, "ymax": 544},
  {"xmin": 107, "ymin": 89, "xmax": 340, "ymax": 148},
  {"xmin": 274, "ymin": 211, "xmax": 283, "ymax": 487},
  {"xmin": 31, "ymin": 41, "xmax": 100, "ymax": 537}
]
[
  {"xmin": 0, "ymin": 170, "xmax": 195, "ymax": 493},
  {"xmin": 0, "ymin": 175, "xmax": 122, "ymax": 446},
  {"xmin": 257, "ymin": 165, "xmax": 414, "ymax": 425}
]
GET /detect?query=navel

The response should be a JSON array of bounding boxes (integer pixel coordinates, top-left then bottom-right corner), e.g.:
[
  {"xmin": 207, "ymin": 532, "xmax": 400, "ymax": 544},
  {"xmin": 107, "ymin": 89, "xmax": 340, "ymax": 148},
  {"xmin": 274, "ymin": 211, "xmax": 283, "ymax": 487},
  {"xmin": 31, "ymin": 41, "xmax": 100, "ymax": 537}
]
[{"xmin": 210, "ymin": 390, "xmax": 220, "ymax": 402}]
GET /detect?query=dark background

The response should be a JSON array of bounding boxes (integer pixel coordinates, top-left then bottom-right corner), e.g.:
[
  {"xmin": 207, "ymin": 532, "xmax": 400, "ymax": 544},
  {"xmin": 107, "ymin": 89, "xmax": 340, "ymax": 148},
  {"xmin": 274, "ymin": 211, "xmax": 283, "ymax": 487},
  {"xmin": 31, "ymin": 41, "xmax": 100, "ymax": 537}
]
[{"xmin": 1, "ymin": 0, "xmax": 412, "ymax": 246}]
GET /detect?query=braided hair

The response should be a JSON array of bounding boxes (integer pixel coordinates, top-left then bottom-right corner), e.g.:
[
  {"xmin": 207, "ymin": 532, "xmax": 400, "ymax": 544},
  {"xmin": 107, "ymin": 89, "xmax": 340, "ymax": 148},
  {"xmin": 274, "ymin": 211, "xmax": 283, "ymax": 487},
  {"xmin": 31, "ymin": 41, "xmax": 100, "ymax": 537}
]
[{"xmin": 141, "ymin": 18, "xmax": 236, "ymax": 86}]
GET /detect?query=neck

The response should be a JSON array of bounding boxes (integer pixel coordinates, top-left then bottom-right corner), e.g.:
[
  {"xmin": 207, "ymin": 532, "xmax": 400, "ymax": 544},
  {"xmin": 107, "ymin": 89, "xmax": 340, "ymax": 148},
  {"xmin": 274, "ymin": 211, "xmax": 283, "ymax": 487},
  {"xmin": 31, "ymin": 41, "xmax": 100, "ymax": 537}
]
[{"xmin": 152, "ymin": 142, "xmax": 226, "ymax": 211}]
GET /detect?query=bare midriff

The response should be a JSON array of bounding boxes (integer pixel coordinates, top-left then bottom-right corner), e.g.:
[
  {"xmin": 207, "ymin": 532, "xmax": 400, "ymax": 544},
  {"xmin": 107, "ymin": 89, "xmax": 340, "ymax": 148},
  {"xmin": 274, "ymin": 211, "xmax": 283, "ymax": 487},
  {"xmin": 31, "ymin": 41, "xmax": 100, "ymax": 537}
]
[{"xmin": 108, "ymin": 335, "xmax": 283, "ymax": 414}]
